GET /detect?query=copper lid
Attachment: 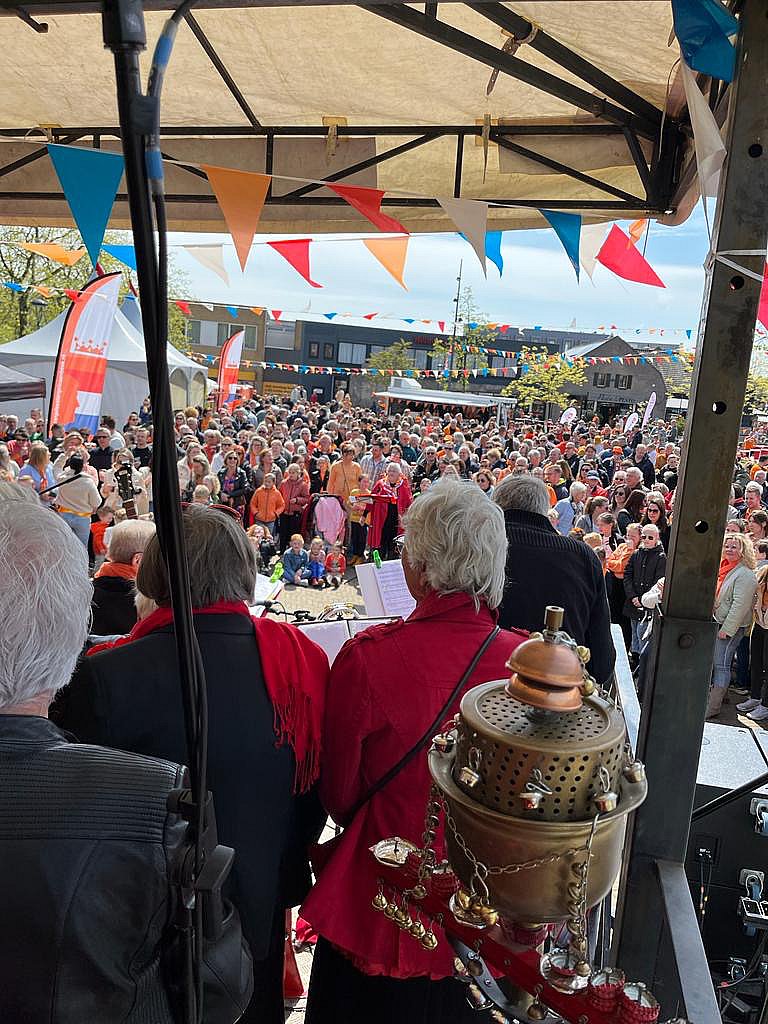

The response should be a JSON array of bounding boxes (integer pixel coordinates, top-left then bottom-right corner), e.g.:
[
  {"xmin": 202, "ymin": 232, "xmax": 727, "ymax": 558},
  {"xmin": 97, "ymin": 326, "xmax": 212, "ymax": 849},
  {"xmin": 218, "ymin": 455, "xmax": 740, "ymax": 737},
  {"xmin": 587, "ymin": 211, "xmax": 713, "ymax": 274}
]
[{"xmin": 505, "ymin": 607, "xmax": 584, "ymax": 711}]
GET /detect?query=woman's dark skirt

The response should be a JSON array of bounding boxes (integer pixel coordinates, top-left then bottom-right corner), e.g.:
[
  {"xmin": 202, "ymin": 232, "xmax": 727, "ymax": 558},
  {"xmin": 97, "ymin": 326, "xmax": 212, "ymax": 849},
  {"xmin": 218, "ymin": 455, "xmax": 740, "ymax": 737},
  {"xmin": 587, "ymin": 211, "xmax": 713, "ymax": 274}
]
[{"xmin": 305, "ymin": 937, "xmax": 481, "ymax": 1024}]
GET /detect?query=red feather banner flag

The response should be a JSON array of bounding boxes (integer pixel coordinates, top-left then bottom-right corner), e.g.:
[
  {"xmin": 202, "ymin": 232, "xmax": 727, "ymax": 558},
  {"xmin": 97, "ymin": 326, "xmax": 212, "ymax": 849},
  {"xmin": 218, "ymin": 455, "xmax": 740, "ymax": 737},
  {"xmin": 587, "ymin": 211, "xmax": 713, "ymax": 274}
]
[
  {"xmin": 267, "ymin": 239, "xmax": 322, "ymax": 288},
  {"xmin": 217, "ymin": 329, "xmax": 245, "ymax": 410},
  {"xmin": 757, "ymin": 264, "xmax": 768, "ymax": 331},
  {"xmin": 596, "ymin": 225, "xmax": 665, "ymax": 288},
  {"xmin": 328, "ymin": 184, "xmax": 408, "ymax": 234}
]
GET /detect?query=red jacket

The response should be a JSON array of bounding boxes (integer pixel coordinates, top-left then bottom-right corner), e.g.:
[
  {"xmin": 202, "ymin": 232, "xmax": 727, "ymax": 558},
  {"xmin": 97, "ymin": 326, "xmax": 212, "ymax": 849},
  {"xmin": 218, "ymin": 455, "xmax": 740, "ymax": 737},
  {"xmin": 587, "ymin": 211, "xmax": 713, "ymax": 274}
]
[
  {"xmin": 301, "ymin": 592, "xmax": 527, "ymax": 978},
  {"xmin": 367, "ymin": 476, "xmax": 412, "ymax": 551}
]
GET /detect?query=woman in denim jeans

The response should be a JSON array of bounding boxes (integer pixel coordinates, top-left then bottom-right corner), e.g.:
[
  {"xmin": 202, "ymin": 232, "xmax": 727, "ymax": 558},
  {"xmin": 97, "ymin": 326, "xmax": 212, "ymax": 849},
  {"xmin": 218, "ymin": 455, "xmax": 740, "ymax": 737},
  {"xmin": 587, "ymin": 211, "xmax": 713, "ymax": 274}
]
[{"xmin": 707, "ymin": 533, "xmax": 758, "ymax": 718}]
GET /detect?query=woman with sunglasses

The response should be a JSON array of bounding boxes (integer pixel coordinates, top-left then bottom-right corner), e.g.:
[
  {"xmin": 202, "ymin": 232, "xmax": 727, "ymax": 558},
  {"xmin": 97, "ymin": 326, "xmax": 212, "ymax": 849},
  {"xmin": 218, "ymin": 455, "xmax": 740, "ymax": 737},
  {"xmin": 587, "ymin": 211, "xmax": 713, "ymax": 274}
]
[
  {"xmin": 623, "ymin": 523, "xmax": 667, "ymax": 669},
  {"xmin": 218, "ymin": 451, "xmax": 249, "ymax": 519},
  {"xmin": 610, "ymin": 484, "xmax": 630, "ymax": 532},
  {"xmin": 473, "ymin": 468, "xmax": 496, "ymax": 497},
  {"xmin": 641, "ymin": 494, "xmax": 670, "ymax": 551},
  {"xmin": 621, "ymin": 489, "xmax": 648, "ymax": 537}
]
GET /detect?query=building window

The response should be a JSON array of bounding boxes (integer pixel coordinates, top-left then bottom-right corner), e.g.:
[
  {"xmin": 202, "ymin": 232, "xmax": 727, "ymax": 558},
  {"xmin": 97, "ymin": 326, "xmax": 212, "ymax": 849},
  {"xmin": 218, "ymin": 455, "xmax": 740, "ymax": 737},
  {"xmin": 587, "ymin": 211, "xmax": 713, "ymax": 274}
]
[
  {"xmin": 323, "ymin": 343, "xmax": 335, "ymax": 360},
  {"xmin": 308, "ymin": 342, "xmax": 319, "ymax": 358},
  {"xmin": 492, "ymin": 356, "xmax": 516, "ymax": 370},
  {"xmin": 338, "ymin": 342, "xmax": 367, "ymax": 365},
  {"xmin": 593, "ymin": 372, "xmax": 611, "ymax": 388},
  {"xmin": 614, "ymin": 374, "xmax": 633, "ymax": 390},
  {"xmin": 243, "ymin": 325, "xmax": 257, "ymax": 348},
  {"xmin": 217, "ymin": 322, "xmax": 239, "ymax": 346},
  {"xmin": 186, "ymin": 320, "xmax": 201, "ymax": 345},
  {"xmin": 410, "ymin": 348, "xmax": 428, "ymax": 369}
]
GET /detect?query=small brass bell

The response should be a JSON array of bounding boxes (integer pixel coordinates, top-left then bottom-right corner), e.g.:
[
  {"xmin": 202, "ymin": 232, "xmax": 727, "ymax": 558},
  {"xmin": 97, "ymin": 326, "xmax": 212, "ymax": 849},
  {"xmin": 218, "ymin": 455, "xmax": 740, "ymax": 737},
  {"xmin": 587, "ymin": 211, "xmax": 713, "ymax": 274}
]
[
  {"xmin": 476, "ymin": 904, "xmax": 499, "ymax": 927},
  {"xmin": 576, "ymin": 644, "xmax": 591, "ymax": 664},
  {"xmin": 594, "ymin": 790, "xmax": 619, "ymax": 813},
  {"xmin": 394, "ymin": 906, "xmax": 412, "ymax": 930},
  {"xmin": 574, "ymin": 959, "xmax": 592, "ymax": 977},
  {"xmin": 420, "ymin": 928, "xmax": 438, "ymax": 951},
  {"xmin": 582, "ymin": 676, "xmax": 596, "ymax": 696},
  {"xmin": 384, "ymin": 901, "xmax": 398, "ymax": 919},
  {"xmin": 432, "ymin": 732, "xmax": 455, "ymax": 754},
  {"xmin": 624, "ymin": 760, "xmax": 646, "ymax": 784},
  {"xmin": 409, "ymin": 919, "xmax": 426, "ymax": 940},
  {"xmin": 520, "ymin": 788, "xmax": 545, "ymax": 811},
  {"xmin": 454, "ymin": 888, "xmax": 472, "ymax": 911},
  {"xmin": 371, "ymin": 890, "xmax": 388, "ymax": 912},
  {"xmin": 528, "ymin": 997, "xmax": 548, "ymax": 1021}
]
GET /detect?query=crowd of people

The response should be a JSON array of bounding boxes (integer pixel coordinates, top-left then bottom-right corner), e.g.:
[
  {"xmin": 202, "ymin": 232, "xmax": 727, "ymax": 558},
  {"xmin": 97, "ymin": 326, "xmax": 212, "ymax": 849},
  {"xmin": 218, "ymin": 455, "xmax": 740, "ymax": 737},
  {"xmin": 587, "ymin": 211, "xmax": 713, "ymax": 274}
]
[{"xmin": 3, "ymin": 385, "xmax": 768, "ymax": 1022}]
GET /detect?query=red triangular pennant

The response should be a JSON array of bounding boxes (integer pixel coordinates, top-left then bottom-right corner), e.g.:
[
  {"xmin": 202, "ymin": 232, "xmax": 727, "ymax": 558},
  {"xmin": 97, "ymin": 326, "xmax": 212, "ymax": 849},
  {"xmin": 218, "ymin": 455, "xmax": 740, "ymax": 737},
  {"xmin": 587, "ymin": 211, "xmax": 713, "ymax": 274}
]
[
  {"xmin": 271, "ymin": 310, "xmax": 282, "ymax": 321},
  {"xmin": 438, "ymin": 321, "xmax": 445, "ymax": 332},
  {"xmin": 596, "ymin": 225, "xmax": 665, "ymax": 288},
  {"xmin": 758, "ymin": 264, "xmax": 768, "ymax": 330},
  {"xmin": 175, "ymin": 300, "xmax": 191, "ymax": 316},
  {"xmin": 363, "ymin": 313, "xmax": 378, "ymax": 320},
  {"xmin": 267, "ymin": 239, "xmax": 322, "ymax": 288},
  {"xmin": 64, "ymin": 289, "xmax": 81, "ymax": 302},
  {"xmin": 328, "ymin": 183, "xmax": 408, "ymax": 234}
]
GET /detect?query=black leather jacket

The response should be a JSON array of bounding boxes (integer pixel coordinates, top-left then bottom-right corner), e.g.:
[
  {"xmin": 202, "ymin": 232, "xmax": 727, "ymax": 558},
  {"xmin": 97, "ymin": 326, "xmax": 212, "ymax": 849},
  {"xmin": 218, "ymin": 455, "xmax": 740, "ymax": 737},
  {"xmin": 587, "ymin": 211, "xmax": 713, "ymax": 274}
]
[{"xmin": 0, "ymin": 715, "xmax": 250, "ymax": 1023}]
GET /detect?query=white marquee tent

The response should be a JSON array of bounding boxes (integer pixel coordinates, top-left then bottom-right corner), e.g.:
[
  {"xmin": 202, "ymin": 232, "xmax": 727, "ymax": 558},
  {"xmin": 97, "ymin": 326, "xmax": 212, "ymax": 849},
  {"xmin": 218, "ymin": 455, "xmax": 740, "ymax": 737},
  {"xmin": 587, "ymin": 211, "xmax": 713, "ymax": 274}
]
[{"xmin": 0, "ymin": 300, "xmax": 208, "ymax": 423}]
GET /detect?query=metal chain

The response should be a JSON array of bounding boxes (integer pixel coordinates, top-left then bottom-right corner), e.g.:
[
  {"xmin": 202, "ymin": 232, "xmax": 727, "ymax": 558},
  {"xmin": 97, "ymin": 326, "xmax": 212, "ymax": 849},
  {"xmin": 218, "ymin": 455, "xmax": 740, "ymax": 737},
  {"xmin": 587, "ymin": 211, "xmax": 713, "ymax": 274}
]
[{"xmin": 440, "ymin": 791, "xmax": 594, "ymax": 879}]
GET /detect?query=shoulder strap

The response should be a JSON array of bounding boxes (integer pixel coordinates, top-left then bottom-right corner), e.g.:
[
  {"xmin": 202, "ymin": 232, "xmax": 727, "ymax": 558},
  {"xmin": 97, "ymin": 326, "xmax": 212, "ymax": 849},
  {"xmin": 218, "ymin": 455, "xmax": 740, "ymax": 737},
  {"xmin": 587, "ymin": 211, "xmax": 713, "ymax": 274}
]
[{"xmin": 341, "ymin": 625, "xmax": 501, "ymax": 825}]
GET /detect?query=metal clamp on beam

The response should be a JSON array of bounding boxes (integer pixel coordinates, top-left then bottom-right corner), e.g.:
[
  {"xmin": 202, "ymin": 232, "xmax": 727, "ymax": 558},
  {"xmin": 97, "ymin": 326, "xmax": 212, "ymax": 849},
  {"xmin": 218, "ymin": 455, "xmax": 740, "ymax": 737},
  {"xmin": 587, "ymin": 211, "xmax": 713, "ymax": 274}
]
[{"xmin": 749, "ymin": 798, "xmax": 768, "ymax": 836}]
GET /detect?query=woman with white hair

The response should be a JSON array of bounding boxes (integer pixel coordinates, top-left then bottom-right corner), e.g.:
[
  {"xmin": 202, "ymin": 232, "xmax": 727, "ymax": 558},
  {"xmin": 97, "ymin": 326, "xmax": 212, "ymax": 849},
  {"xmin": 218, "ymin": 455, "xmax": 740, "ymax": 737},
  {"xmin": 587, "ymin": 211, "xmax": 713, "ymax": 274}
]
[{"xmin": 302, "ymin": 479, "xmax": 527, "ymax": 1024}]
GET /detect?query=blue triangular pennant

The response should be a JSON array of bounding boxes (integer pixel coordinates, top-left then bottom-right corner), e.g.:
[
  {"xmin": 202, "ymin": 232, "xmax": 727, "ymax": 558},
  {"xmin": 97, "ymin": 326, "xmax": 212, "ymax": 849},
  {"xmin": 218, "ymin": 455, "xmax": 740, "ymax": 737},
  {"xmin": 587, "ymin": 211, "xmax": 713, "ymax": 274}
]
[
  {"xmin": 403, "ymin": 318, "xmax": 416, "ymax": 324},
  {"xmin": 324, "ymin": 312, "xmax": 338, "ymax": 320},
  {"xmin": 226, "ymin": 306, "xmax": 239, "ymax": 318},
  {"xmin": 48, "ymin": 145, "xmax": 124, "ymax": 267},
  {"xmin": 672, "ymin": 0, "xmax": 738, "ymax": 82},
  {"xmin": 541, "ymin": 210, "xmax": 581, "ymax": 279},
  {"xmin": 103, "ymin": 243, "xmax": 137, "ymax": 271},
  {"xmin": 3, "ymin": 281, "xmax": 24, "ymax": 292},
  {"xmin": 485, "ymin": 231, "xmax": 504, "ymax": 275}
]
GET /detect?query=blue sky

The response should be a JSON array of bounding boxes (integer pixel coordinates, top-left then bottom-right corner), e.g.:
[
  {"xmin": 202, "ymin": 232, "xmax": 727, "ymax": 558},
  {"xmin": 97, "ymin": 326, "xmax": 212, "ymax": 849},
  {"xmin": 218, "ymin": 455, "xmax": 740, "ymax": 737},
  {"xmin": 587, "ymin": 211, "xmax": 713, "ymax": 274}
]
[{"xmin": 169, "ymin": 205, "xmax": 711, "ymax": 344}]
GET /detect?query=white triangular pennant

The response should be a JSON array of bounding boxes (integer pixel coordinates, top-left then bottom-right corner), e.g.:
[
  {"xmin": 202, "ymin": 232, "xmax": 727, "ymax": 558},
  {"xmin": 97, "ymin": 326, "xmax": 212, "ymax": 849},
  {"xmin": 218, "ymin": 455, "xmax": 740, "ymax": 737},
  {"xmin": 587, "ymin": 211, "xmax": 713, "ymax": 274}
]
[
  {"xmin": 182, "ymin": 245, "xmax": 230, "ymax": 286},
  {"xmin": 438, "ymin": 196, "xmax": 488, "ymax": 275},
  {"xmin": 680, "ymin": 54, "xmax": 727, "ymax": 199},
  {"xmin": 579, "ymin": 223, "xmax": 610, "ymax": 280}
]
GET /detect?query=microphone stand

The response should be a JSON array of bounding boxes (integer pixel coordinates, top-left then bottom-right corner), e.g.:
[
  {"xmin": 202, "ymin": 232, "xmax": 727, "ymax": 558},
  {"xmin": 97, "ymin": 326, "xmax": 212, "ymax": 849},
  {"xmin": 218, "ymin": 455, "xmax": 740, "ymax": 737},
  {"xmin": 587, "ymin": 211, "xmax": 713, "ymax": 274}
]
[{"xmin": 101, "ymin": 4, "xmax": 219, "ymax": 1022}]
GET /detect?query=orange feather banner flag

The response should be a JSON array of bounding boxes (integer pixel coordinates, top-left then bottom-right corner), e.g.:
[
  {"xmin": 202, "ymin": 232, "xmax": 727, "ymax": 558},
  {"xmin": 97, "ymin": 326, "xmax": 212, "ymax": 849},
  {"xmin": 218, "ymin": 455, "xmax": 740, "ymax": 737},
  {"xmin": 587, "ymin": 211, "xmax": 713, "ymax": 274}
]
[
  {"xmin": 362, "ymin": 235, "xmax": 410, "ymax": 290},
  {"xmin": 19, "ymin": 242, "xmax": 87, "ymax": 266},
  {"xmin": 201, "ymin": 164, "xmax": 271, "ymax": 272}
]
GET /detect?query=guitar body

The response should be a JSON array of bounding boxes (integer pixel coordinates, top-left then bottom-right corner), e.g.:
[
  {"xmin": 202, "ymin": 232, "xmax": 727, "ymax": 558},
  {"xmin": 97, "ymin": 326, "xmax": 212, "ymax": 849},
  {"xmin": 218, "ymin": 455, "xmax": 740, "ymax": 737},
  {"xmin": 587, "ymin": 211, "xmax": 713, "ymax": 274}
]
[{"xmin": 114, "ymin": 463, "xmax": 139, "ymax": 520}]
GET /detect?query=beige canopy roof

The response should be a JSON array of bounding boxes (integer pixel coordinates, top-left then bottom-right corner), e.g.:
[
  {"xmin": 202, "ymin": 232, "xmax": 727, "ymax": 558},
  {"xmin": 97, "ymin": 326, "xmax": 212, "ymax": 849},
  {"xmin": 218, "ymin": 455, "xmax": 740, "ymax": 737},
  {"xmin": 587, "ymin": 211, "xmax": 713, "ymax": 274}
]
[{"xmin": 0, "ymin": 2, "xmax": 698, "ymax": 233}]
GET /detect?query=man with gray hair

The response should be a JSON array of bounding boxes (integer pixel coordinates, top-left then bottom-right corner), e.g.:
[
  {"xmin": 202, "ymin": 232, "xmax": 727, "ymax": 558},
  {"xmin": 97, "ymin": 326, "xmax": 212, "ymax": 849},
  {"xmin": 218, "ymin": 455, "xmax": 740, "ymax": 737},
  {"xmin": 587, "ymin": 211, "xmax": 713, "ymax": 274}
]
[
  {"xmin": 91, "ymin": 518, "xmax": 156, "ymax": 637},
  {"xmin": 494, "ymin": 474, "xmax": 615, "ymax": 685},
  {"xmin": 0, "ymin": 483, "xmax": 251, "ymax": 1021}
]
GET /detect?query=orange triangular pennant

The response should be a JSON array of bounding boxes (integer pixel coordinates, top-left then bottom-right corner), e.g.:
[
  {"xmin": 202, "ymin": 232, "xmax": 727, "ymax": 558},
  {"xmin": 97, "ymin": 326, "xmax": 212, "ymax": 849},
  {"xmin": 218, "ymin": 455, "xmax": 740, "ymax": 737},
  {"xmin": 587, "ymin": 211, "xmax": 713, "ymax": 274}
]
[
  {"xmin": 19, "ymin": 242, "xmax": 87, "ymax": 266},
  {"xmin": 362, "ymin": 236, "xmax": 410, "ymax": 290},
  {"xmin": 201, "ymin": 164, "xmax": 271, "ymax": 272}
]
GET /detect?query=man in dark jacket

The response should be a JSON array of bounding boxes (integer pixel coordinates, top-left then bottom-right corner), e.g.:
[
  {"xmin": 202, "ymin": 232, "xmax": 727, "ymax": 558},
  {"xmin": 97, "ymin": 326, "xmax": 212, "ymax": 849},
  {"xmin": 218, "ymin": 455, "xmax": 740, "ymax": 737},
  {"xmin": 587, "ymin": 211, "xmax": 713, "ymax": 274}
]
[
  {"xmin": 633, "ymin": 443, "xmax": 657, "ymax": 489},
  {"xmin": 55, "ymin": 504, "xmax": 328, "ymax": 1024},
  {"xmin": 0, "ymin": 483, "xmax": 251, "ymax": 1023},
  {"xmin": 494, "ymin": 475, "xmax": 615, "ymax": 686},
  {"xmin": 90, "ymin": 518, "xmax": 156, "ymax": 636}
]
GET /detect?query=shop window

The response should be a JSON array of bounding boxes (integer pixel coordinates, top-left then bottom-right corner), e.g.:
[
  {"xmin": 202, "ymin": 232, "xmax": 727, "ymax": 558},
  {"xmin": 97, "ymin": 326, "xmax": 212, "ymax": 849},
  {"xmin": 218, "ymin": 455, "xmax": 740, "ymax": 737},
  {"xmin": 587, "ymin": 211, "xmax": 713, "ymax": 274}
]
[
  {"xmin": 614, "ymin": 374, "xmax": 633, "ymax": 390},
  {"xmin": 593, "ymin": 372, "xmax": 611, "ymax": 388}
]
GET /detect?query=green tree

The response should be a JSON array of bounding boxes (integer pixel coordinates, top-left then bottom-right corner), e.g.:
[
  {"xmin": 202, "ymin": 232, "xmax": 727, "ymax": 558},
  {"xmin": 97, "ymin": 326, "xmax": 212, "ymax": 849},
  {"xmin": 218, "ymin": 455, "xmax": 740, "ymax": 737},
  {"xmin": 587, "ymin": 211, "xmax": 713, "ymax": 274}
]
[
  {"xmin": 366, "ymin": 338, "xmax": 416, "ymax": 373},
  {"xmin": 745, "ymin": 373, "xmax": 768, "ymax": 410},
  {"xmin": 502, "ymin": 346, "xmax": 586, "ymax": 411},
  {"xmin": 429, "ymin": 287, "xmax": 490, "ymax": 391},
  {"xmin": 0, "ymin": 225, "xmax": 193, "ymax": 349}
]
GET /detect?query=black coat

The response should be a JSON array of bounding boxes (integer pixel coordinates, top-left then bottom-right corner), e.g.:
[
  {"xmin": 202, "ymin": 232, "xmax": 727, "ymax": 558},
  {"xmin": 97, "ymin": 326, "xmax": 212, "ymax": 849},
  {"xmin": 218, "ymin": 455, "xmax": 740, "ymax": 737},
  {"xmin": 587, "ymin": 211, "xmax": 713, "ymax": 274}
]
[
  {"xmin": 90, "ymin": 575, "xmax": 138, "ymax": 637},
  {"xmin": 52, "ymin": 612, "xmax": 324, "ymax": 961},
  {"xmin": 0, "ymin": 715, "xmax": 185, "ymax": 1023},
  {"xmin": 623, "ymin": 544, "xmax": 666, "ymax": 618},
  {"xmin": 498, "ymin": 508, "xmax": 615, "ymax": 685}
]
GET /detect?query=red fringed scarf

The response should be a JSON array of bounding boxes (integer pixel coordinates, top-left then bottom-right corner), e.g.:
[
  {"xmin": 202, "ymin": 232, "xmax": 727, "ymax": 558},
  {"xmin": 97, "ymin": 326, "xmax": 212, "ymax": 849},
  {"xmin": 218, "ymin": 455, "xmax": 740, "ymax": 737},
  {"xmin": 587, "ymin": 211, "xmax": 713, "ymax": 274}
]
[{"xmin": 87, "ymin": 600, "xmax": 328, "ymax": 793}]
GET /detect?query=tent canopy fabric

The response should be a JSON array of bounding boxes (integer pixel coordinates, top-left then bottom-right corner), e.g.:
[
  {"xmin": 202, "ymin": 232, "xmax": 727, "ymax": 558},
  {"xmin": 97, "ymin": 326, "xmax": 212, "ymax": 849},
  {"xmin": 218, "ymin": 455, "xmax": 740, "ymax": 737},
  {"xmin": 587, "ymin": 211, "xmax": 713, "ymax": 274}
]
[
  {"xmin": 0, "ymin": 363, "xmax": 46, "ymax": 405},
  {"xmin": 0, "ymin": 2, "xmax": 698, "ymax": 232},
  {"xmin": 0, "ymin": 302, "xmax": 207, "ymax": 422}
]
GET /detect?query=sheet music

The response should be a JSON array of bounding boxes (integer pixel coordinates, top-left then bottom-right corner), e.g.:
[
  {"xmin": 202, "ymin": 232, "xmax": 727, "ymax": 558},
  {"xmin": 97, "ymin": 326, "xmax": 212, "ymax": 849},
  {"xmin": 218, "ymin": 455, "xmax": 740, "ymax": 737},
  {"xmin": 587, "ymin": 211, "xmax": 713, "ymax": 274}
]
[
  {"xmin": 374, "ymin": 560, "xmax": 416, "ymax": 619},
  {"xmin": 295, "ymin": 620, "xmax": 351, "ymax": 664}
]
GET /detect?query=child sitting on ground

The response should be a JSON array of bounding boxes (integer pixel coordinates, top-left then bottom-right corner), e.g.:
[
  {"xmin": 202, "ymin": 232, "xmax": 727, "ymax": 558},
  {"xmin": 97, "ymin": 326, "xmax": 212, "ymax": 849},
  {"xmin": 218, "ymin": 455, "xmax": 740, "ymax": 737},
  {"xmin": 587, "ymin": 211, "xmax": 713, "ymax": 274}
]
[
  {"xmin": 324, "ymin": 541, "xmax": 347, "ymax": 588},
  {"xmin": 308, "ymin": 536, "xmax": 327, "ymax": 588},
  {"xmin": 281, "ymin": 533, "xmax": 311, "ymax": 586},
  {"xmin": 247, "ymin": 523, "xmax": 278, "ymax": 574}
]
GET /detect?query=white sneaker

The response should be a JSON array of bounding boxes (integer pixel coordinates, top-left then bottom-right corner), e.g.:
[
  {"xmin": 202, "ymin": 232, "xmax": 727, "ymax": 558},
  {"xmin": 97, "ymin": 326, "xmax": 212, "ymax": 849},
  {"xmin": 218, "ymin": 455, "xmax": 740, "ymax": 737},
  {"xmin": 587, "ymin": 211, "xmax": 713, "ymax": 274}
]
[
  {"xmin": 298, "ymin": 579, "xmax": 309, "ymax": 587},
  {"xmin": 737, "ymin": 698, "xmax": 761, "ymax": 712},
  {"xmin": 748, "ymin": 704, "xmax": 768, "ymax": 722}
]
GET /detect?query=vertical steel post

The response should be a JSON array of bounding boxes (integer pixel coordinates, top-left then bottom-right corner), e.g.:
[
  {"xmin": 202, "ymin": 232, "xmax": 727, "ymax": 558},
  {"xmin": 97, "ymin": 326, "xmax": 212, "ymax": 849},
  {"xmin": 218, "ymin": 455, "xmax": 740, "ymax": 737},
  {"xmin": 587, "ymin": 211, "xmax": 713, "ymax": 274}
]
[{"xmin": 614, "ymin": 1, "xmax": 768, "ymax": 1013}]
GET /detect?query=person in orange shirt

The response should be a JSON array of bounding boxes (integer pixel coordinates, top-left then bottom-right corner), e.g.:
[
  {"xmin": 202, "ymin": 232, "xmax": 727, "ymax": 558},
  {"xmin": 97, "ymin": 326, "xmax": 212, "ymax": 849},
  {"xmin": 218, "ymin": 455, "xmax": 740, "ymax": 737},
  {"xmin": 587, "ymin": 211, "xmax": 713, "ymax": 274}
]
[
  {"xmin": 327, "ymin": 443, "xmax": 362, "ymax": 503},
  {"xmin": 249, "ymin": 472, "xmax": 285, "ymax": 537}
]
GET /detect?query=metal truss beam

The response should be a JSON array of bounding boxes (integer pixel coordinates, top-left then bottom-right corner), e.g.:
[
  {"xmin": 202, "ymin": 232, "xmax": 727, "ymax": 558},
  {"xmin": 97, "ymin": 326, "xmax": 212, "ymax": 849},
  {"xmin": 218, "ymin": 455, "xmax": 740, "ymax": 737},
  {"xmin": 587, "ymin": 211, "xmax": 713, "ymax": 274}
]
[
  {"xmin": 362, "ymin": 3, "xmax": 662, "ymax": 140},
  {"xmin": 183, "ymin": 11, "xmax": 263, "ymax": 129},
  {"xmin": 466, "ymin": 2, "xmax": 663, "ymax": 128},
  {"xmin": 613, "ymin": 0, "xmax": 768, "ymax": 1016}
]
